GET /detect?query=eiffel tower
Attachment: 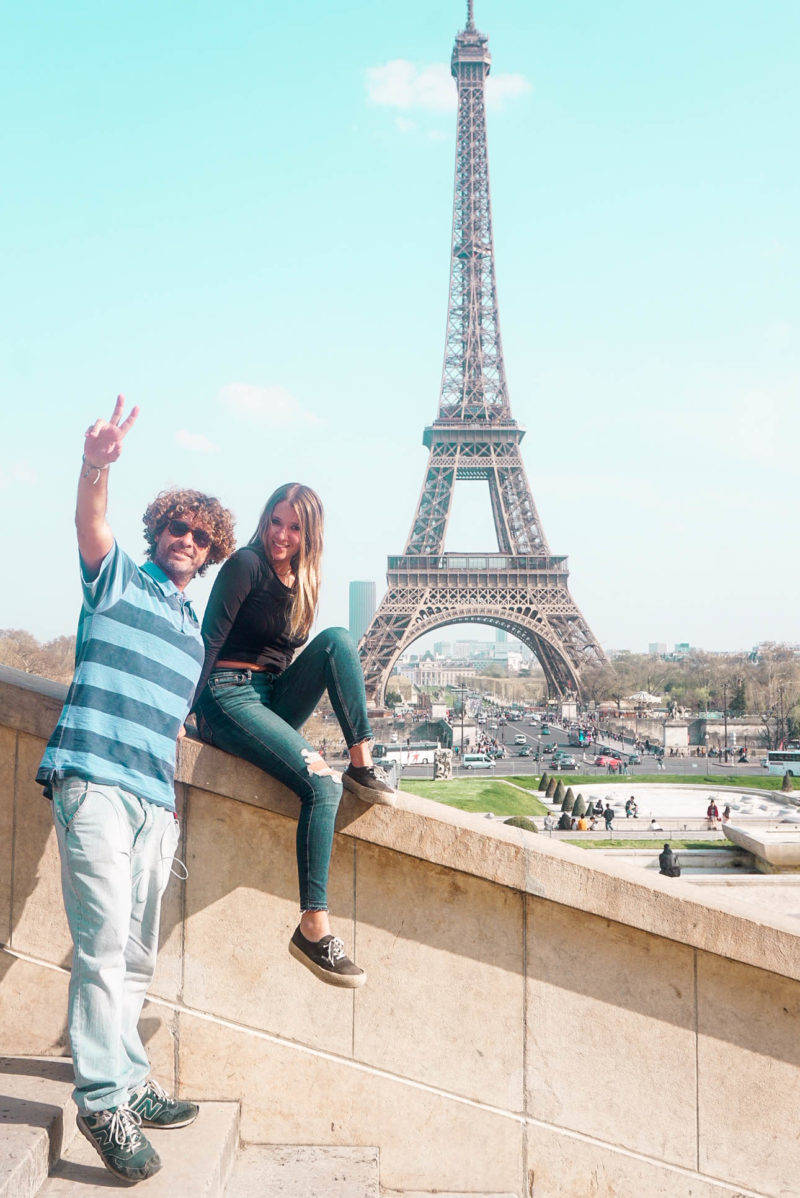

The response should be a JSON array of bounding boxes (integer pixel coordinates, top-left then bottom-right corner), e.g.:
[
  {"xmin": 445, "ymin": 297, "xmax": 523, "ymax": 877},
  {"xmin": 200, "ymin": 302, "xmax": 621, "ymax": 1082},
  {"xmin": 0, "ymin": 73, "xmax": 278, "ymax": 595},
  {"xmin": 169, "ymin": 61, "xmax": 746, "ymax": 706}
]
[{"xmin": 360, "ymin": 1, "xmax": 607, "ymax": 703}]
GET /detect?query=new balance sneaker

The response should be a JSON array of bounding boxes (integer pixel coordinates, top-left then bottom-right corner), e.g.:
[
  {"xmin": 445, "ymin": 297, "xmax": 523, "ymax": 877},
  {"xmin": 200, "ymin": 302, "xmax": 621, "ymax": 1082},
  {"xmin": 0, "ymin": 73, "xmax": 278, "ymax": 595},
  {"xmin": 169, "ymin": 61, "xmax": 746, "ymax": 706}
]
[
  {"xmin": 342, "ymin": 763, "xmax": 397, "ymax": 806},
  {"xmin": 128, "ymin": 1078, "xmax": 199, "ymax": 1128},
  {"xmin": 76, "ymin": 1106, "xmax": 161, "ymax": 1183},
  {"xmin": 289, "ymin": 925, "xmax": 366, "ymax": 988}
]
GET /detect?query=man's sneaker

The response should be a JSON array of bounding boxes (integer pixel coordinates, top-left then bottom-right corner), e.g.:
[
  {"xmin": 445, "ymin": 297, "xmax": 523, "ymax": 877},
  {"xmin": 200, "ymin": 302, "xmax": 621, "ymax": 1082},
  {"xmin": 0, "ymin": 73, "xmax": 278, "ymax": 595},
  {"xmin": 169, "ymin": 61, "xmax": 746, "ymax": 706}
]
[
  {"xmin": 128, "ymin": 1078, "xmax": 199, "ymax": 1128},
  {"xmin": 289, "ymin": 925, "xmax": 366, "ymax": 988},
  {"xmin": 342, "ymin": 763, "xmax": 397, "ymax": 806},
  {"xmin": 76, "ymin": 1106, "xmax": 161, "ymax": 1183}
]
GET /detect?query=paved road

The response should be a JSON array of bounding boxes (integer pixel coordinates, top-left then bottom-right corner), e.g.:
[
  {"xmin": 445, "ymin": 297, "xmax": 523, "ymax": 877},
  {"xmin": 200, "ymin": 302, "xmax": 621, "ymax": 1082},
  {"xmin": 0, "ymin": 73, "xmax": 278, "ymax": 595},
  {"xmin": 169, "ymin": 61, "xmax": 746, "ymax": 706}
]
[{"xmin": 399, "ymin": 721, "xmax": 766, "ymax": 782}]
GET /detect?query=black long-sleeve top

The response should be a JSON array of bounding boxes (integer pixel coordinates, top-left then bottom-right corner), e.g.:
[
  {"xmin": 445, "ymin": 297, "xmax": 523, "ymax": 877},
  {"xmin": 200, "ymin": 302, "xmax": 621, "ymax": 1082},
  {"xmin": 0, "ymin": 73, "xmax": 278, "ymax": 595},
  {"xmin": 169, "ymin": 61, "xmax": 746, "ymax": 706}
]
[{"xmin": 193, "ymin": 542, "xmax": 307, "ymax": 704}]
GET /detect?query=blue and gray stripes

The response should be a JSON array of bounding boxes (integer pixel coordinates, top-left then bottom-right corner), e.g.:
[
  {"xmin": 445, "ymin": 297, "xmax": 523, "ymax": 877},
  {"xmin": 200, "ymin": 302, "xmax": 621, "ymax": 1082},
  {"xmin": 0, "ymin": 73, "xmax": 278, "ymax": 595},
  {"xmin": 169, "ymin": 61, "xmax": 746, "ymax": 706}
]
[{"xmin": 37, "ymin": 543, "xmax": 204, "ymax": 811}]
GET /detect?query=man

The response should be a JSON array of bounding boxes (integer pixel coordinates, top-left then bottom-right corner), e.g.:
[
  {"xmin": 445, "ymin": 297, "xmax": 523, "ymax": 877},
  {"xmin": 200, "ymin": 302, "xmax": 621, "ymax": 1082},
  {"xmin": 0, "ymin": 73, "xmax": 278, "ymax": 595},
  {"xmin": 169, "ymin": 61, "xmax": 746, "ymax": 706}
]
[
  {"xmin": 603, "ymin": 802, "xmax": 614, "ymax": 830},
  {"xmin": 659, "ymin": 842, "xmax": 681, "ymax": 878},
  {"xmin": 36, "ymin": 398, "xmax": 235, "ymax": 1184}
]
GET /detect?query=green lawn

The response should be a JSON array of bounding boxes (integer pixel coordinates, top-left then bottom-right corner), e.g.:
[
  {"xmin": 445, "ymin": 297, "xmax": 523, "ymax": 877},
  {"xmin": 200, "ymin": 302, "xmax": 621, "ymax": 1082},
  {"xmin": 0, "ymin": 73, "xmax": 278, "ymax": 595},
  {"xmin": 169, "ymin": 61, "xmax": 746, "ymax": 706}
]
[
  {"xmin": 502, "ymin": 773, "xmax": 797, "ymax": 792},
  {"xmin": 564, "ymin": 838, "xmax": 737, "ymax": 851},
  {"xmin": 398, "ymin": 772, "xmax": 795, "ymax": 820},
  {"xmin": 399, "ymin": 777, "xmax": 548, "ymax": 816}
]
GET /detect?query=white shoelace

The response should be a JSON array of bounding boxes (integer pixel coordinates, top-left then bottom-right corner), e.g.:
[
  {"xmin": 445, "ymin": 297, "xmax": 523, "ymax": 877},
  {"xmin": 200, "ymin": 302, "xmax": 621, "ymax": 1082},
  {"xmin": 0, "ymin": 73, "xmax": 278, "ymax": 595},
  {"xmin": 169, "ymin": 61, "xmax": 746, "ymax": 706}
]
[
  {"xmin": 143, "ymin": 1078, "xmax": 169, "ymax": 1101},
  {"xmin": 323, "ymin": 936, "xmax": 346, "ymax": 966},
  {"xmin": 99, "ymin": 1106, "xmax": 145, "ymax": 1150}
]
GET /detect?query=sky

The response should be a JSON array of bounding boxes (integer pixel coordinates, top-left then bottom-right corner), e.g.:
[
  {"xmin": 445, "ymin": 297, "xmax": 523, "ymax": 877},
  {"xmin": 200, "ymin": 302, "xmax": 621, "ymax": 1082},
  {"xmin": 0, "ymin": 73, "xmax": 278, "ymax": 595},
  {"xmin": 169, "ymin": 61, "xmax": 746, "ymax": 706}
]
[{"xmin": 2, "ymin": 0, "xmax": 798, "ymax": 654}]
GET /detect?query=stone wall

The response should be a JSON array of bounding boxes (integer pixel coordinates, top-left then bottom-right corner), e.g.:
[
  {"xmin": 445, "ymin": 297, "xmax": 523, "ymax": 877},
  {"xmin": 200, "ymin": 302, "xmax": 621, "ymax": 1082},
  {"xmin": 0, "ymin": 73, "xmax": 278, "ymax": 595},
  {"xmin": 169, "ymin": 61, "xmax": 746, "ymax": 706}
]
[{"xmin": 1, "ymin": 666, "xmax": 799, "ymax": 1197}]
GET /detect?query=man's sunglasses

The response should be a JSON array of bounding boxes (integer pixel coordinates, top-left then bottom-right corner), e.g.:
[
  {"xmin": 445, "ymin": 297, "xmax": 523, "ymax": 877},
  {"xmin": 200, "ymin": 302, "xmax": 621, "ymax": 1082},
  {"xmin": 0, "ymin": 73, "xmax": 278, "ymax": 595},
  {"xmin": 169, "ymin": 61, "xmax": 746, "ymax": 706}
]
[{"xmin": 166, "ymin": 519, "xmax": 212, "ymax": 549}]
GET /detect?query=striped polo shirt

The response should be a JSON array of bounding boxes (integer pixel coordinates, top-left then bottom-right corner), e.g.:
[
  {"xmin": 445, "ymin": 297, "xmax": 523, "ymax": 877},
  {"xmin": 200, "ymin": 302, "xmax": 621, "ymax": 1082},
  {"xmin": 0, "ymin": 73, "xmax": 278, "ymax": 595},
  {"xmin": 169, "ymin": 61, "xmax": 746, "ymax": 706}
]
[{"xmin": 37, "ymin": 542, "xmax": 205, "ymax": 811}]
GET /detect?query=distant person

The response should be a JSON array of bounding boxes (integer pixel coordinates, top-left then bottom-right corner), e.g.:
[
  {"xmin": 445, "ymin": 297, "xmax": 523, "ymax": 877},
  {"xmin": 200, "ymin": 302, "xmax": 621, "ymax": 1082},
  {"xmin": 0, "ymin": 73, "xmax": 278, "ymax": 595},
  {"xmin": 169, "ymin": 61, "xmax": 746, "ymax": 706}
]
[
  {"xmin": 588, "ymin": 815, "xmax": 599, "ymax": 831},
  {"xmin": 577, "ymin": 814, "xmax": 588, "ymax": 831},
  {"xmin": 649, "ymin": 817, "xmax": 664, "ymax": 832},
  {"xmin": 543, "ymin": 812, "xmax": 556, "ymax": 831},
  {"xmin": 603, "ymin": 802, "xmax": 614, "ymax": 830},
  {"xmin": 593, "ymin": 799, "xmax": 604, "ymax": 817},
  {"xmin": 722, "ymin": 804, "xmax": 732, "ymax": 824},
  {"xmin": 659, "ymin": 843, "xmax": 681, "ymax": 878},
  {"xmin": 706, "ymin": 800, "xmax": 721, "ymax": 830}
]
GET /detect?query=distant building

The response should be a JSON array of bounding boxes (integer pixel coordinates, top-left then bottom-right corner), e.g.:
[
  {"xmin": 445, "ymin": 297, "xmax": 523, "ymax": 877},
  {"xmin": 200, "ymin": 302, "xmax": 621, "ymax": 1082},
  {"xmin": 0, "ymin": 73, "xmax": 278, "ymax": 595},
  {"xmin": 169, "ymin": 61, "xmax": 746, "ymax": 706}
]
[
  {"xmin": 408, "ymin": 662, "xmax": 477, "ymax": 688},
  {"xmin": 348, "ymin": 581, "xmax": 376, "ymax": 643},
  {"xmin": 648, "ymin": 642, "xmax": 668, "ymax": 656}
]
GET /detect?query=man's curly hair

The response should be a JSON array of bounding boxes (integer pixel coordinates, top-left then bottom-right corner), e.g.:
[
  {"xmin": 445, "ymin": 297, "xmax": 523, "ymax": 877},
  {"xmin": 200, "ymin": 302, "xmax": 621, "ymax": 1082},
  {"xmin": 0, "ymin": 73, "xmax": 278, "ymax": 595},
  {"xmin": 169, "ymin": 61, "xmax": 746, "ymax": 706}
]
[{"xmin": 142, "ymin": 488, "xmax": 236, "ymax": 576}]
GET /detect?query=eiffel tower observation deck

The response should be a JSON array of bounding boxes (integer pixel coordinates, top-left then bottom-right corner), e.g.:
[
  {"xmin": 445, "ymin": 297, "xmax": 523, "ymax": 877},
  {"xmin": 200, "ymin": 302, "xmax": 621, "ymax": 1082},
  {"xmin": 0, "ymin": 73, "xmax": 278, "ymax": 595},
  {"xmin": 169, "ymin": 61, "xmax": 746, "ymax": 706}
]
[{"xmin": 359, "ymin": 3, "xmax": 607, "ymax": 704}]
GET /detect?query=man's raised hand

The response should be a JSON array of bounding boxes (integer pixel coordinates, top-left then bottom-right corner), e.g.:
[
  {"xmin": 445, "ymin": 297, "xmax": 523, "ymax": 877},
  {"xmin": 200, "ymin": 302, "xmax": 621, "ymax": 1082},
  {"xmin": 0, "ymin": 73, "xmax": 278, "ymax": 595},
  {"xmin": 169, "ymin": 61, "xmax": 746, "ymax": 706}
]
[{"xmin": 84, "ymin": 395, "xmax": 140, "ymax": 468}]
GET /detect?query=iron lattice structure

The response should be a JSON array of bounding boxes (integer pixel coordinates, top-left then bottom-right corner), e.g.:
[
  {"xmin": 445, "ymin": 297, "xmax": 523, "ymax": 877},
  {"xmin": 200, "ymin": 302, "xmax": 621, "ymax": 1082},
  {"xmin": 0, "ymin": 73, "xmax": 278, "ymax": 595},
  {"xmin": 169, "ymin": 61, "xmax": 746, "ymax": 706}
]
[{"xmin": 360, "ymin": 4, "xmax": 607, "ymax": 703}]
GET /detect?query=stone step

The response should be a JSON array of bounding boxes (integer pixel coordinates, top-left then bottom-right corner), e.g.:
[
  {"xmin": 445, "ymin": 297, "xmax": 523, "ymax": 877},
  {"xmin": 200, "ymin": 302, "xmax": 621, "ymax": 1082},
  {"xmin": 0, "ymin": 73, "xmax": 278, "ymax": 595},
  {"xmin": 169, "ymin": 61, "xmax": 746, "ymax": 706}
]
[
  {"xmin": 42, "ymin": 1101, "xmax": 239, "ymax": 1196},
  {"xmin": 0, "ymin": 1056, "xmax": 77, "ymax": 1198},
  {"xmin": 224, "ymin": 1144, "xmax": 380, "ymax": 1198}
]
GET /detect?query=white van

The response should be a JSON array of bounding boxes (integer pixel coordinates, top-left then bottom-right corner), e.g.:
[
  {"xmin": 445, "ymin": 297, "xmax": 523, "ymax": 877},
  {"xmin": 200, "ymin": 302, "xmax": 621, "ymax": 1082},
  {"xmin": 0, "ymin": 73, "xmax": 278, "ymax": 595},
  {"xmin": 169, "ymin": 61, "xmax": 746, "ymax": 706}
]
[{"xmin": 463, "ymin": 753, "xmax": 493, "ymax": 770}]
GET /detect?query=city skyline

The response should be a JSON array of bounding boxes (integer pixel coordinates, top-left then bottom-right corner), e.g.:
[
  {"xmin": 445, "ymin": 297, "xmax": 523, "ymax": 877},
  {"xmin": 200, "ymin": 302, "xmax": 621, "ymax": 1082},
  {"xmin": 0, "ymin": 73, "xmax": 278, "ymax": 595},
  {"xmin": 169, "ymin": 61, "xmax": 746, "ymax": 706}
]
[{"xmin": 2, "ymin": 1, "xmax": 798, "ymax": 653}]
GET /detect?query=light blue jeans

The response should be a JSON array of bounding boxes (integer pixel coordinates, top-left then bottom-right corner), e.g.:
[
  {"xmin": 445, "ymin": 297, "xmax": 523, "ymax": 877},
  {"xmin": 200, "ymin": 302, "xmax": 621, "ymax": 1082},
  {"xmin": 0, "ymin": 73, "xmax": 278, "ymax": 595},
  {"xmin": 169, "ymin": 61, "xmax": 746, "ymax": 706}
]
[{"xmin": 52, "ymin": 776, "xmax": 180, "ymax": 1112}]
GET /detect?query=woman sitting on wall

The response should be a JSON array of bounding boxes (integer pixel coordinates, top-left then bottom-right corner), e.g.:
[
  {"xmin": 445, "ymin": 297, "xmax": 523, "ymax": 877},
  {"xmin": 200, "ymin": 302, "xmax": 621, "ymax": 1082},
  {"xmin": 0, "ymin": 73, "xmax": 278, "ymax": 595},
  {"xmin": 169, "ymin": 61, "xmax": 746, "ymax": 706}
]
[{"xmin": 194, "ymin": 483, "xmax": 396, "ymax": 989}]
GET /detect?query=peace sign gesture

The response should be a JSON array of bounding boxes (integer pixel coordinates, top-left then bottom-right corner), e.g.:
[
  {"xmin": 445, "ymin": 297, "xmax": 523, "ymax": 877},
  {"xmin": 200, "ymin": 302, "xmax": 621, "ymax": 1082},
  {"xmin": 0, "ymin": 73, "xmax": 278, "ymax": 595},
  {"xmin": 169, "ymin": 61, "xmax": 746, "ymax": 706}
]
[{"xmin": 84, "ymin": 395, "xmax": 140, "ymax": 469}]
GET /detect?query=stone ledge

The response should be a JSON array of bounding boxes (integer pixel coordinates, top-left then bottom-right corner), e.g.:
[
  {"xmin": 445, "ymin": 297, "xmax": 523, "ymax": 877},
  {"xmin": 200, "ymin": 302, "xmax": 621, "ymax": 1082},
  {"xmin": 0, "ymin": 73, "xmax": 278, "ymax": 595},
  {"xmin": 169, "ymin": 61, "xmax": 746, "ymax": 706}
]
[{"xmin": 3, "ymin": 668, "xmax": 799, "ymax": 984}]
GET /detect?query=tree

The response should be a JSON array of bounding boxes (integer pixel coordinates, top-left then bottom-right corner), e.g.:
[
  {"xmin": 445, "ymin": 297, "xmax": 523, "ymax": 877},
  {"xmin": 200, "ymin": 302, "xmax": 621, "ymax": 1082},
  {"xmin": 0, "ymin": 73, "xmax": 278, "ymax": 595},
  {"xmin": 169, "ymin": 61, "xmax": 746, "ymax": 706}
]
[
  {"xmin": 728, "ymin": 678, "xmax": 747, "ymax": 717},
  {"xmin": 385, "ymin": 690, "xmax": 402, "ymax": 708}
]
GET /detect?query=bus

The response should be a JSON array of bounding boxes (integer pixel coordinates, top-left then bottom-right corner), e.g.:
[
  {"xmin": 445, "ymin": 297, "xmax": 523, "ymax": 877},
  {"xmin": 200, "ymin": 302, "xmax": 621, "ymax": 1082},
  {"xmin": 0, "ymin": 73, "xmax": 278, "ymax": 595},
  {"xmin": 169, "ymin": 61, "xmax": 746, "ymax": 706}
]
[
  {"xmin": 373, "ymin": 741, "xmax": 439, "ymax": 766},
  {"xmin": 568, "ymin": 729, "xmax": 590, "ymax": 748},
  {"xmin": 765, "ymin": 746, "xmax": 800, "ymax": 776}
]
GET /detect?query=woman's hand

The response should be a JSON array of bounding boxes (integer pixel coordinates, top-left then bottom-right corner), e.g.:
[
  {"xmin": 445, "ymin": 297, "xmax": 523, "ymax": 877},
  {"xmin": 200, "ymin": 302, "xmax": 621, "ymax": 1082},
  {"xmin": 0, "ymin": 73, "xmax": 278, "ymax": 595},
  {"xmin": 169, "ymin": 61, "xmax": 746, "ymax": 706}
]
[{"xmin": 84, "ymin": 394, "xmax": 140, "ymax": 468}]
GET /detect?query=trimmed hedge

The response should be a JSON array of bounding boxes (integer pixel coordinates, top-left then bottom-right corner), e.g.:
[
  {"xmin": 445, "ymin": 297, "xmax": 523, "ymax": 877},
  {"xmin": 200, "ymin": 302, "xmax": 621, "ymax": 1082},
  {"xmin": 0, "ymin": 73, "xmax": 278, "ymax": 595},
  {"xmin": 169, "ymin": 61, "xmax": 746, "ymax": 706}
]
[
  {"xmin": 545, "ymin": 777, "xmax": 557, "ymax": 798},
  {"xmin": 504, "ymin": 815, "xmax": 538, "ymax": 833}
]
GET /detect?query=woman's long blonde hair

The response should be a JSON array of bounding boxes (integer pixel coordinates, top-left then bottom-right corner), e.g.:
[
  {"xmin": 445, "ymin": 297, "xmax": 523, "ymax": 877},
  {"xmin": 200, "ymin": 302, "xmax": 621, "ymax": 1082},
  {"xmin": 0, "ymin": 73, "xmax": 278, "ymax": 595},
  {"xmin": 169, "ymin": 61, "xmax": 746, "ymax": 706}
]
[{"xmin": 249, "ymin": 483, "xmax": 324, "ymax": 640}]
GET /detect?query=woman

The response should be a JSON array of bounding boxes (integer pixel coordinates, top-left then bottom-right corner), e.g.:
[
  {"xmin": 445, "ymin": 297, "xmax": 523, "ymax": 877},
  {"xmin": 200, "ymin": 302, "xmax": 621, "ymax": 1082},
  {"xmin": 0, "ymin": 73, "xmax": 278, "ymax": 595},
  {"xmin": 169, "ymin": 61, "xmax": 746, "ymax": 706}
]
[{"xmin": 194, "ymin": 483, "xmax": 395, "ymax": 989}]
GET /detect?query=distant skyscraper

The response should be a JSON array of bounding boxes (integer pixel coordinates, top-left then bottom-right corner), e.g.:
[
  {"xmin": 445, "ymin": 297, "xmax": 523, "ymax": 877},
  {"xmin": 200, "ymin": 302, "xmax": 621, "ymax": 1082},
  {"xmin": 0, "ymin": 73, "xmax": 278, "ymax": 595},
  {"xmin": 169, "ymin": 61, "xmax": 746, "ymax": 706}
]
[{"xmin": 349, "ymin": 581, "xmax": 376, "ymax": 643}]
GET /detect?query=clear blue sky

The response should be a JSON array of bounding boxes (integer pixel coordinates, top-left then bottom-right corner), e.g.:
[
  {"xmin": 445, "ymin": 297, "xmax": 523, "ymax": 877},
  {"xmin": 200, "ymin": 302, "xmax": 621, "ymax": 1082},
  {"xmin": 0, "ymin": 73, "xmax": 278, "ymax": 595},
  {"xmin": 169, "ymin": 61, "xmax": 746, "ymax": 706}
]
[{"xmin": 2, "ymin": 0, "xmax": 798, "ymax": 652}]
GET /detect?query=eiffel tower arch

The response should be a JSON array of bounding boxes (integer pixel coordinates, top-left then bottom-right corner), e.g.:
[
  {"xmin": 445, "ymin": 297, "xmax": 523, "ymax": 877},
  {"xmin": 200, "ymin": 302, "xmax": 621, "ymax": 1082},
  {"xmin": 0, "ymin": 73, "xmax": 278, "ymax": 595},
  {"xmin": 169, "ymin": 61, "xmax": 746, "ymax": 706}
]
[{"xmin": 360, "ymin": 3, "xmax": 607, "ymax": 704}]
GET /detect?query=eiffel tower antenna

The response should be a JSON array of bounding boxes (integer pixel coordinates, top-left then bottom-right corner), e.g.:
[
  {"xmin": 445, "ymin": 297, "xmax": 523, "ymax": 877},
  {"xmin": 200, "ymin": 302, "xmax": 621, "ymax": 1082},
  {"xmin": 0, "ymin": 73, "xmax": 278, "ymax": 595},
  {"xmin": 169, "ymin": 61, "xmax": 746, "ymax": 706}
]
[{"xmin": 359, "ymin": 7, "xmax": 607, "ymax": 704}]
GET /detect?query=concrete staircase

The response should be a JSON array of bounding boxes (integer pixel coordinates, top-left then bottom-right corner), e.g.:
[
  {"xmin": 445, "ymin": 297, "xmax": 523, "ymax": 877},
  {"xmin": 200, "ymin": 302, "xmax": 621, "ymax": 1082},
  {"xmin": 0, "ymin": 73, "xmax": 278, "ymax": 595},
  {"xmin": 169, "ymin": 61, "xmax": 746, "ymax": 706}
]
[{"xmin": 1, "ymin": 1056, "xmax": 381, "ymax": 1197}]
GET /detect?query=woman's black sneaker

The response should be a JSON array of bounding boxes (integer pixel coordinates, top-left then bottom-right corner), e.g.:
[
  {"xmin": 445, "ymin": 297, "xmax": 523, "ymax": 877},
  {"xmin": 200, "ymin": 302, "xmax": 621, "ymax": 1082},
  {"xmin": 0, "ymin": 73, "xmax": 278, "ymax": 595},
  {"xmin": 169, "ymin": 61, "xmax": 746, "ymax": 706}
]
[
  {"xmin": 342, "ymin": 763, "xmax": 397, "ymax": 806},
  {"xmin": 289, "ymin": 926, "xmax": 366, "ymax": 988}
]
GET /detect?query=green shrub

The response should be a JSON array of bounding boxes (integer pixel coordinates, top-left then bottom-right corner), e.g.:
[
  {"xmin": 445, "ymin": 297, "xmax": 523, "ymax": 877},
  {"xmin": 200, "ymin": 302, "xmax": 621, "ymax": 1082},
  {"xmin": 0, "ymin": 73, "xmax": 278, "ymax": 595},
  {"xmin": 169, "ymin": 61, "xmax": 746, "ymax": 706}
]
[
  {"xmin": 572, "ymin": 793, "xmax": 587, "ymax": 818},
  {"xmin": 545, "ymin": 777, "xmax": 557, "ymax": 798},
  {"xmin": 555, "ymin": 780, "xmax": 568, "ymax": 808},
  {"xmin": 538, "ymin": 773, "xmax": 549, "ymax": 792},
  {"xmin": 504, "ymin": 815, "xmax": 538, "ymax": 833}
]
